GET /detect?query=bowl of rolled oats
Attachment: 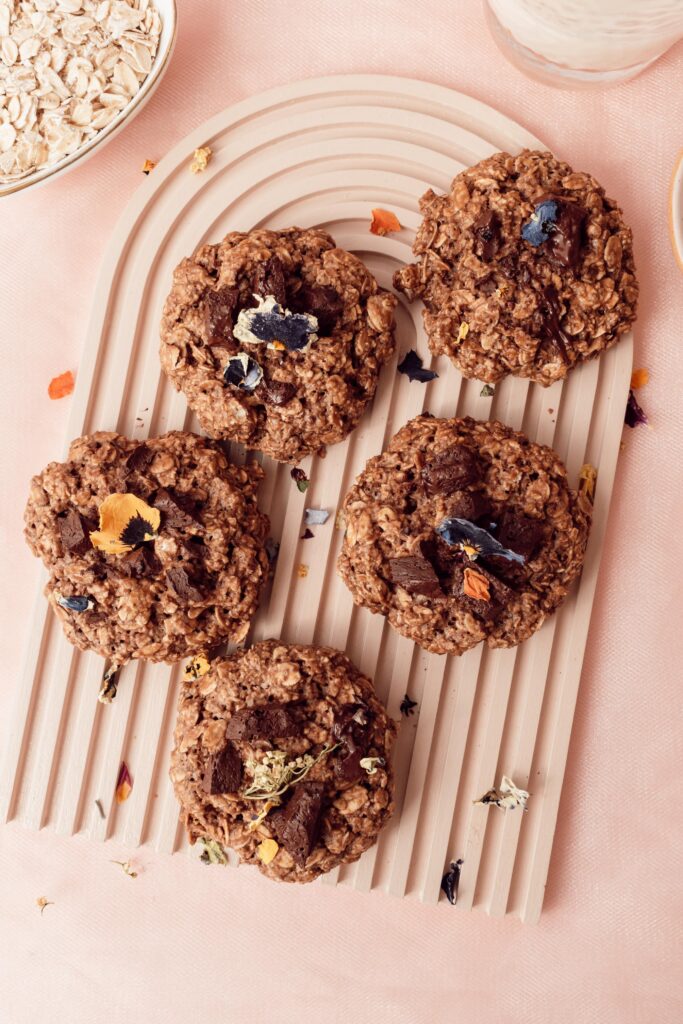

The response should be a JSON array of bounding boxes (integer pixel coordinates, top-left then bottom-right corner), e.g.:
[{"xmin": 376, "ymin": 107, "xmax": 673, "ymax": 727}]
[{"xmin": 0, "ymin": 0, "xmax": 176, "ymax": 197}]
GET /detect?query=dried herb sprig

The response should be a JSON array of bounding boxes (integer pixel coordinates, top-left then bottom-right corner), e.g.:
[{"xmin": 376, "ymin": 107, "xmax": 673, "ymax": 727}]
[
  {"xmin": 36, "ymin": 896, "xmax": 54, "ymax": 915},
  {"xmin": 110, "ymin": 859, "xmax": 138, "ymax": 878},
  {"xmin": 242, "ymin": 744, "xmax": 338, "ymax": 803}
]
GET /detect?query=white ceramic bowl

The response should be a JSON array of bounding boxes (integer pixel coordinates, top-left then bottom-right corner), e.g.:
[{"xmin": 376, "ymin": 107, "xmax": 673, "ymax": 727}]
[
  {"xmin": 0, "ymin": 0, "xmax": 177, "ymax": 199},
  {"xmin": 670, "ymin": 149, "xmax": 683, "ymax": 273}
]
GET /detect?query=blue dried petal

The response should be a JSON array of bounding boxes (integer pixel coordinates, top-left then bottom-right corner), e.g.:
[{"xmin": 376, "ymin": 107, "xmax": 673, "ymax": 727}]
[
  {"xmin": 436, "ymin": 517, "xmax": 526, "ymax": 564},
  {"xmin": 224, "ymin": 352, "xmax": 263, "ymax": 391},
  {"xmin": 521, "ymin": 200, "xmax": 558, "ymax": 247},
  {"xmin": 304, "ymin": 508, "xmax": 329, "ymax": 526},
  {"xmin": 57, "ymin": 594, "xmax": 94, "ymax": 612},
  {"xmin": 397, "ymin": 349, "xmax": 438, "ymax": 383},
  {"xmin": 234, "ymin": 295, "xmax": 318, "ymax": 352}
]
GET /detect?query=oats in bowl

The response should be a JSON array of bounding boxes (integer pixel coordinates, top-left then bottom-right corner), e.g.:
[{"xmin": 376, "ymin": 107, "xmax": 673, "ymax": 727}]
[{"xmin": 0, "ymin": 0, "xmax": 162, "ymax": 184}]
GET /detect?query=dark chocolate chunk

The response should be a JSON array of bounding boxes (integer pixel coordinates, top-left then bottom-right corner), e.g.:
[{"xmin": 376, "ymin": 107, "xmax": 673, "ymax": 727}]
[
  {"xmin": 496, "ymin": 510, "xmax": 544, "ymax": 561},
  {"xmin": 57, "ymin": 507, "xmax": 92, "ymax": 556},
  {"xmin": 473, "ymin": 209, "xmax": 501, "ymax": 262},
  {"xmin": 119, "ymin": 543, "xmax": 162, "ymax": 578},
  {"xmin": 202, "ymin": 741, "xmax": 242, "ymax": 795},
  {"xmin": 538, "ymin": 284, "xmax": 571, "ymax": 364},
  {"xmin": 253, "ymin": 256, "xmax": 286, "ymax": 306},
  {"xmin": 334, "ymin": 748, "xmax": 365, "ymax": 784},
  {"xmin": 331, "ymin": 703, "xmax": 370, "ymax": 754},
  {"xmin": 270, "ymin": 781, "xmax": 324, "ymax": 867},
  {"xmin": 543, "ymin": 196, "xmax": 586, "ymax": 269},
  {"xmin": 166, "ymin": 565, "xmax": 203, "ymax": 602},
  {"xmin": 264, "ymin": 379, "xmax": 296, "ymax": 405},
  {"xmin": 419, "ymin": 536, "xmax": 461, "ymax": 582},
  {"xmin": 388, "ymin": 554, "xmax": 442, "ymax": 597},
  {"xmin": 444, "ymin": 489, "xmax": 490, "ymax": 523},
  {"xmin": 289, "ymin": 284, "xmax": 343, "ymax": 336},
  {"xmin": 124, "ymin": 443, "xmax": 154, "ymax": 475},
  {"xmin": 422, "ymin": 444, "xmax": 481, "ymax": 496},
  {"xmin": 225, "ymin": 702, "xmax": 300, "ymax": 741},
  {"xmin": 205, "ymin": 287, "xmax": 239, "ymax": 344},
  {"xmin": 153, "ymin": 488, "xmax": 201, "ymax": 529}
]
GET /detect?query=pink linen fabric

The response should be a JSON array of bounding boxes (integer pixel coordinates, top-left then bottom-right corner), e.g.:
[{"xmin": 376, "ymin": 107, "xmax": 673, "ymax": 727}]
[{"xmin": 0, "ymin": 2, "xmax": 682, "ymax": 1021}]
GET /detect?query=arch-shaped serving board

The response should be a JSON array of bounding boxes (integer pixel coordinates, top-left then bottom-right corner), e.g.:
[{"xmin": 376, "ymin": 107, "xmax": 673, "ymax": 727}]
[{"xmin": 0, "ymin": 75, "xmax": 632, "ymax": 922}]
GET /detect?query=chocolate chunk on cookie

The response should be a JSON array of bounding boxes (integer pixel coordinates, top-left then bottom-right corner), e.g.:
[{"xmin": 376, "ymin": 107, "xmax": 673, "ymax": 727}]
[
  {"xmin": 422, "ymin": 444, "xmax": 481, "ymax": 495},
  {"xmin": 202, "ymin": 741, "xmax": 243, "ymax": 795},
  {"xmin": 270, "ymin": 781, "xmax": 325, "ymax": 867},
  {"xmin": 225, "ymin": 702, "xmax": 301, "ymax": 741},
  {"xmin": 388, "ymin": 554, "xmax": 442, "ymax": 597}
]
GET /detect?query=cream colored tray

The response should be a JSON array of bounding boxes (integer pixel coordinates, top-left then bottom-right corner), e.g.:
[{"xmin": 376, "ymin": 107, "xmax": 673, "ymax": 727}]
[{"xmin": 0, "ymin": 74, "xmax": 632, "ymax": 922}]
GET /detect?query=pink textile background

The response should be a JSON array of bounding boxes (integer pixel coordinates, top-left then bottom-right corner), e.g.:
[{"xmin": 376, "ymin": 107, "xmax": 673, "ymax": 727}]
[{"xmin": 1, "ymin": 2, "xmax": 682, "ymax": 1021}]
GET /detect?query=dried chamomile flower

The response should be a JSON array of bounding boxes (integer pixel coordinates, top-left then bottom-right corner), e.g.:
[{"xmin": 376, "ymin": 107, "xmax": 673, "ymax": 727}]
[
  {"xmin": 223, "ymin": 352, "xmax": 263, "ymax": 391},
  {"xmin": 199, "ymin": 838, "xmax": 229, "ymax": 865},
  {"xmin": 48, "ymin": 371, "xmax": 74, "ymax": 400},
  {"xmin": 440, "ymin": 859, "xmax": 463, "ymax": 905},
  {"xmin": 56, "ymin": 594, "xmax": 94, "ymax": 613},
  {"xmin": 115, "ymin": 762, "xmax": 133, "ymax": 804},
  {"xmin": 234, "ymin": 294, "xmax": 318, "ymax": 353},
  {"xmin": 242, "ymin": 745, "xmax": 336, "ymax": 803},
  {"xmin": 190, "ymin": 146, "xmax": 212, "ymax": 174},
  {"xmin": 369, "ymin": 208, "xmax": 401, "ymax": 236},
  {"xmin": 183, "ymin": 656, "xmax": 211, "ymax": 682},
  {"xmin": 359, "ymin": 756, "xmax": 385, "ymax": 776},
  {"xmin": 256, "ymin": 838, "xmax": 279, "ymax": 865},
  {"xmin": 436, "ymin": 517, "xmax": 525, "ymax": 565},
  {"xmin": 110, "ymin": 859, "xmax": 138, "ymax": 878},
  {"xmin": 36, "ymin": 896, "xmax": 54, "ymax": 915},
  {"xmin": 397, "ymin": 349, "xmax": 438, "ymax": 383},
  {"xmin": 290, "ymin": 467, "xmax": 310, "ymax": 492},
  {"xmin": 578, "ymin": 464, "xmax": 597, "ymax": 504},
  {"xmin": 90, "ymin": 494, "xmax": 160, "ymax": 555},
  {"xmin": 462, "ymin": 566, "xmax": 491, "ymax": 602},
  {"xmin": 474, "ymin": 775, "xmax": 529, "ymax": 811},
  {"xmin": 400, "ymin": 694, "xmax": 417, "ymax": 716}
]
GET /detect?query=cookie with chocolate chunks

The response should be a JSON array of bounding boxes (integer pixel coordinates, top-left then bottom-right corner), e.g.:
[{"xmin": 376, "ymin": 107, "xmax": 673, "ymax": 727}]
[
  {"xmin": 170, "ymin": 641, "xmax": 396, "ymax": 883},
  {"xmin": 338, "ymin": 414, "xmax": 592, "ymax": 656},
  {"xmin": 394, "ymin": 149, "xmax": 637, "ymax": 386},
  {"xmin": 24, "ymin": 431, "xmax": 270, "ymax": 663}
]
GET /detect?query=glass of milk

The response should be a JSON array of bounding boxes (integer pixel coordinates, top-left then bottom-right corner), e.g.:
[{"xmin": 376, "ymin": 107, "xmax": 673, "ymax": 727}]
[{"xmin": 484, "ymin": 0, "xmax": 683, "ymax": 86}]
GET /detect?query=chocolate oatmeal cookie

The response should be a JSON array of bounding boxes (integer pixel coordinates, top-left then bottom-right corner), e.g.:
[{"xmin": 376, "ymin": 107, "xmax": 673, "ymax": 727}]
[
  {"xmin": 394, "ymin": 149, "xmax": 638, "ymax": 386},
  {"xmin": 170, "ymin": 641, "xmax": 396, "ymax": 883},
  {"xmin": 24, "ymin": 431, "xmax": 270, "ymax": 664},
  {"xmin": 337, "ymin": 414, "xmax": 592, "ymax": 656},
  {"xmin": 160, "ymin": 228, "xmax": 397, "ymax": 462}
]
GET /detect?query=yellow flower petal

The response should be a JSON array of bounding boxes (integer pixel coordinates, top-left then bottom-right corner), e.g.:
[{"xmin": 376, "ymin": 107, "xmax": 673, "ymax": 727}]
[
  {"xmin": 183, "ymin": 655, "xmax": 211, "ymax": 682},
  {"xmin": 256, "ymin": 838, "xmax": 279, "ymax": 865},
  {"xmin": 90, "ymin": 493, "xmax": 161, "ymax": 554},
  {"xmin": 457, "ymin": 321, "xmax": 470, "ymax": 343},
  {"xmin": 630, "ymin": 368, "xmax": 649, "ymax": 389}
]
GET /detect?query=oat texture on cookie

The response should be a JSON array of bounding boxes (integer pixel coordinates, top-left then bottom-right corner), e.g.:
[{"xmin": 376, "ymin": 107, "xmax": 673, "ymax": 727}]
[
  {"xmin": 24, "ymin": 431, "xmax": 271, "ymax": 664},
  {"xmin": 169, "ymin": 641, "xmax": 396, "ymax": 883},
  {"xmin": 337, "ymin": 414, "xmax": 592, "ymax": 656},
  {"xmin": 159, "ymin": 228, "xmax": 397, "ymax": 462},
  {"xmin": 394, "ymin": 149, "xmax": 638, "ymax": 386}
]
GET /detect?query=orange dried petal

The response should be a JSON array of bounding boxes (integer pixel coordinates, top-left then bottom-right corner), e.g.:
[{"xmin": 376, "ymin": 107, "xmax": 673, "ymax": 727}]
[
  {"xmin": 115, "ymin": 762, "xmax": 133, "ymax": 804},
  {"xmin": 463, "ymin": 567, "xmax": 490, "ymax": 602},
  {"xmin": 370, "ymin": 208, "xmax": 401, "ymax": 236},
  {"xmin": 48, "ymin": 370, "xmax": 74, "ymax": 400},
  {"xmin": 630, "ymin": 368, "xmax": 649, "ymax": 389}
]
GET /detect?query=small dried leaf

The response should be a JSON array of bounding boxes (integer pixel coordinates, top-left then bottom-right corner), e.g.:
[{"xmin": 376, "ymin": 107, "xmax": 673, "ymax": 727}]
[
  {"xmin": 190, "ymin": 146, "xmax": 211, "ymax": 173},
  {"xmin": 630, "ymin": 368, "xmax": 649, "ymax": 389},
  {"xmin": 290, "ymin": 467, "xmax": 310, "ymax": 492},
  {"xmin": 463, "ymin": 567, "xmax": 490, "ymax": 602},
  {"xmin": 256, "ymin": 838, "xmax": 279, "ymax": 865},
  {"xmin": 90, "ymin": 493, "xmax": 161, "ymax": 554},
  {"xmin": 480, "ymin": 384, "xmax": 495, "ymax": 397},
  {"xmin": 182, "ymin": 655, "xmax": 210, "ymax": 682},
  {"xmin": 48, "ymin": 370, "xmax": 74, "ymax": 400},
  {"xmin": 370, "ymin": 208, "xmax": 401, "ymax": 236},
  {"xmin": 115, "ymin": 762, "xmax": 133, "ymax": 804},
  {"xmin": 199, "ymin": 838, "xmax": 229, "ymax": 865}
]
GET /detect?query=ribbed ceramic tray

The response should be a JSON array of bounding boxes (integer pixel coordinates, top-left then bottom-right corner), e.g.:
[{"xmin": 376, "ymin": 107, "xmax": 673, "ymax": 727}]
[{"xmin": 0, "ymin": 74, "xmax": 632, "ymax": 923}]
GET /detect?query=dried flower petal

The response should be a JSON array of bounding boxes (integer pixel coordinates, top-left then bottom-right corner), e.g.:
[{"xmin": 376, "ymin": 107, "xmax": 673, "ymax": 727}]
[
  {"xmin": 474, "ymin": 775, "xmax": 529, "ymax": 810},
  {"xmin": 304, "ymin": 508, "xmax": 330, "ymax": 526},
  {"xmin": 578, "ymin": 464, "xmax": 597, "ymax": 504},
  {"xmin": 199, "ymin": 838, "xmax": 228, "ymax": 865},
  {"xmin": 630, "ymin": 368, "xmax": 649, "ymax": 389},
  {"xmin": 110, "ymin": 859, "xmax": 138, "ymax": 878},
  {"xmin": 521, "ymin": 199, "xmax": 558, "ymax": 246},
  {"xmin": 190, "ymin": 146, "xmax": 212, "ymax": 173},
  {"xmin": 440, "ymin": 859, "xmax": 463, "ymax": 905},
  {"xmin": 141, "ymin": 159, "xmax": 156, "ymax": 175},
  {"xmin": 182, "ymin": 655, "xmax": 211, "ymax": 682},
  {"xmin": 300, "ymin": 528, "xmax": 314, "ymax": 540},
  {"xmin": 359, "ymin": 756, "xmax": 385, "ymax": 775},
  {"xmin": 625, "ymin": 389, "xmax": 649, "ymax": 428},
  {"xmin": 223, "ymin": 352, "xmax": 263, "ymax": 391},
  {"xmin": 256, "ymin": 838, "xmax": 279, "ymax": 865},
  {"xmin": 369, "ymin": 208, "xmax": 401, "ymax": 236},
  {"xmin": 457, "ymin": 321, "xmax": 469, "ymax": 343},
  {"xmin": 90, "ymin": 493, "xmax": 160, "ymax": 554},
  {"xmin": 36, "ymin": 896, "xmax": 54, "ymax": 914},
  {"xmin": 234, "ymin": 294, "xmax": 318, "ymax": 352},
  {"xmin": 397, "ymin": 349, "xmax": 438, "ymax": 383},
  {"xmin": 436, "ymin": 517, "xmax": 526, "ymax": 564},
  {"xmin": 115, "ymin": 762, "xmax": 133, "ymax": 804},
  {"xmin": 56, "ymin": 594, "xmax": 94, "ymax": 612},
  {"xmin": 480, "ymin": 384, "xmax": 495, "ymax": 397},
  {"xmin": 297, "ymin": 563, "xmax": 309, "ymax": 578},
  {"xmin": 463, "ymin": 566, "xmax": 490, "ymax": 601},
  {"xmin": 98, "ymin": 663, "xmax": 122, "ymax": 704},
  {"xmin": 48, "ymin": 370, "xmax": 74, "ymax": 400},
  {"xmin": 290, "ymin": 467, "xmax": 310, "ymax": 492},
  {"xmin": 400, "ymin": 694, "xmax": 417, "ymax": 716}
]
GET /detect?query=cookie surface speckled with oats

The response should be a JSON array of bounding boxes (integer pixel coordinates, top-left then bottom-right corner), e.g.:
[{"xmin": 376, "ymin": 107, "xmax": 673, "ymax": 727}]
[
  {"xmin": 170, "ymin": 641, "xmax": 396, "ymax": 883},
  {"xmin": 394, "ymin": 149, "xmax": 638, "ymax": 386},
  {"xmin": 337, "ymin": 414, "xmax": 592, "ymax": 656},
  {"xmin": 24, "ymin": 431, "xmax": 270, "ymax": 664},
  {"xmin": 159, "ymin": 227, "xmax": 397, "ymax": 463}
]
